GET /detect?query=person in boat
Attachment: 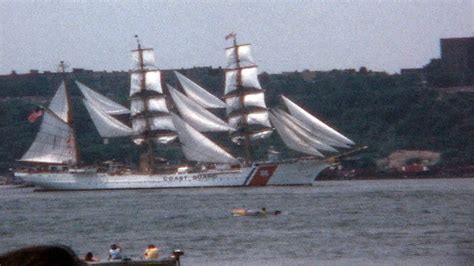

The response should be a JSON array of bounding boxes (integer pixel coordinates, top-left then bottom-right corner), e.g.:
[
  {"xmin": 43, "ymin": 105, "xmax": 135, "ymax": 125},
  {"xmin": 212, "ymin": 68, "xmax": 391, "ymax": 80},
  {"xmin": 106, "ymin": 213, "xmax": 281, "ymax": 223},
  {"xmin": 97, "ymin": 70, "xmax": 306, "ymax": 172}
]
[
  {"xmin": 143, "ymin": 244, "xmax": 160, "ymax": 259},
  {"xmin": 108, "ymin": 244, "xmax": 122, "ymax": 261},
  {"xmin": 232, "ymin": 207, "xmax": 281, "ymax": 216},
  {"xmin": 84, "ymin": 252, "xmax": 98, "ymax": 262}
]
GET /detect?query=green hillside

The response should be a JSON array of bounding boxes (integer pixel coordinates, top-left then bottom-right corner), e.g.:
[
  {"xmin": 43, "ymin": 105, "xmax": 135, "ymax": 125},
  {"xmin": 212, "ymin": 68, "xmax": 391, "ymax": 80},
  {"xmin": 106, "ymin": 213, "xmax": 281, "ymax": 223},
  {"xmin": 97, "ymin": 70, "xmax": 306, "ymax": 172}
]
[{"xmin": 0, "ymin": 68, "xmax": 472, "ymax": 173}]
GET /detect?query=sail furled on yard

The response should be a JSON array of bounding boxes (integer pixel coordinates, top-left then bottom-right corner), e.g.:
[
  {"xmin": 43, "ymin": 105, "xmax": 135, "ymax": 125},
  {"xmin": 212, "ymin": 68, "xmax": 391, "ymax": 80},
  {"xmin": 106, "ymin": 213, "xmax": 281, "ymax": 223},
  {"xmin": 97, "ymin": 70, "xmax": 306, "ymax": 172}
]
[
  {"xmin": 75, "ymin": 81, "xmax": 130, "ymax": 115},
  {"xmin": 167, "ymin": 84, "xmax": 235, "ymax": 132},
  {"xmin": 130, "ymin": 44, "xmax": 176, "ymax": 145},
  {"xmin": 223, "ymin": 37, "xmax": 272, "ymax": 148},
  {"xmin": 171, "ymin": 113, "xmax": 238, "ymax": 164},
  {"xmin": 174, "ymin": 71, "xmax": 226, "ymax": 109},
  {"xmin": 281, "ymin": 96, "xmax": 354, "ymax": 147},
  {"xmin": 20, "ymin": 83, "xmax": 78, "ymax": 164}
]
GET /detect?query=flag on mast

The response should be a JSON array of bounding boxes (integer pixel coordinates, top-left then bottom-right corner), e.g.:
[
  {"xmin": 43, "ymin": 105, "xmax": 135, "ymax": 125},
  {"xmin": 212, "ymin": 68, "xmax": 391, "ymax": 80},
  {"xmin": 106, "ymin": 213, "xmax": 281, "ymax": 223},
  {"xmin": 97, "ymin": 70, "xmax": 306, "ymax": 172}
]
[
  {"xmin": 27, "ymin": 107, "xmax": 44, "ymax": 123},
  {"xmin": 225, "ymin": 32, "xmax": 236, "ymax": 40}
]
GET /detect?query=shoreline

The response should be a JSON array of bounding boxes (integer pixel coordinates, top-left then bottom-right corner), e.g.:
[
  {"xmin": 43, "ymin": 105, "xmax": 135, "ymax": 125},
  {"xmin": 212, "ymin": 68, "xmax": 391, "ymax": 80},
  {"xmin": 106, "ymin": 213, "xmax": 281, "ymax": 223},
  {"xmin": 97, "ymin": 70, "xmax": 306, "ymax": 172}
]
[
  {"xmin": 2, "ymin": 166, "xmax": 474, "ymax": 186},
  {"xmin": 318, "ymin": 165, "xmax": 474, "ymax": 181},
  {"xmin": 318, "ymin": 174, "xmax": 474, "ymax": 181}
]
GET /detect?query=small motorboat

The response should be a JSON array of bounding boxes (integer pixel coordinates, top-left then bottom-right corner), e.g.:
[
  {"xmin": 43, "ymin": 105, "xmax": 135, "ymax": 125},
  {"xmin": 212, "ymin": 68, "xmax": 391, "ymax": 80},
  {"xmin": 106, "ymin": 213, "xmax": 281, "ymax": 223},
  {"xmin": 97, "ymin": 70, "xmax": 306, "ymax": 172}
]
[
  {"xmin": 0, "ymin": 245, "xmax": 183, "ymax": 266},
  {"xmin": 85, "ymin": 250, "xmax": 184, "ymax": 266}
]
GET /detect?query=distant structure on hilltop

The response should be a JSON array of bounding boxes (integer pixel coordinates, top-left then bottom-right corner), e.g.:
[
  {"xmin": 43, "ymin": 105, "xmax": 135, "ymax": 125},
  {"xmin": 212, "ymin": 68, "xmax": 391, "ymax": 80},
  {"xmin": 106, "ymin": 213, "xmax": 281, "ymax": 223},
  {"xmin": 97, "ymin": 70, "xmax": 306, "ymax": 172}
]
[
  {"xmin": 401, "ymin": 36, "xmax": 474, "ymax": 87},
  {"xmin": 3, "ymin": 36, "xmax": 473, "ymax": 89},
  {"xmin": 0, "ymin": 66, "xmax": 224, "ymax": 98},
  {"xmin": 440, "ymin": 37, "xmax": 474, "ymax": 81},
  {"xmin": 1, "ymin": 66, "xmax": 221, "ymax": 79}
]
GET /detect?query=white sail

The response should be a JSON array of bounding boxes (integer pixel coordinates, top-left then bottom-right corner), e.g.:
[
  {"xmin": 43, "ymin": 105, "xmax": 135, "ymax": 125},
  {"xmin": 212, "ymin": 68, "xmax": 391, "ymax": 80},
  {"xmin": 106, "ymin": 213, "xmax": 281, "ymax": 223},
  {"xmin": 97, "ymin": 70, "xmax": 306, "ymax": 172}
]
[
  {"xmin": 131, "ymin": 114, "xmax": 177, "ymax": 144},
  {"xmin": 171, "ymin": 113, "xmax": 238, "ymax": 164},
  {"xmin": 168, "ymin": 85, "xmax": 234, "ymax": 132},
  {"xmin": 144, "ymin": 70, "xmax": 162, "ymax": 93},
  {"xmin": 75, "ymin": 81, "xmax": 130, "ymax": 115},
  {"xmin": 132, "ymin": 48, "xmax": 156, "ymax": 69},
  {"xmin": 231, "ymin": 128, "xmax": 273, "ymax": 144},
  {"xmin": 224, "ymin": 67, "xmax": 262, "ymax": 95},
  {"xmin": 20, "ymin": 111, "xmax": 77, "ymax": 164},
  {"xmin": 225, "ymin": 44, "xmax": 256, "ymax": 69},
  {"xmin": 83, "ymin": 100, "xmax": 133, "ymax": 138},
  {"xmin": 130, "ymin": 73, "xmax": 142, "ymax": 97},
  {"xmin": 131, "ymin": 118, "xmax": 146, "ymax": 134},
  {"xmin": 225, "ymin": 92, "xmax": 267, "ymax": 115},
  {"xmin": 131, "ymin": 115, "xmax": 175, "ymax": 134},
  {"xmin": 130, "ymin": 43, "xmax": 178, "ymax": 147},
  {"xmin": 277, "ymin": 107, "xmax": 349, "ymax": 149},
  {"xmin": 273, "ymin": 109, "xmax": 338, "ymax": 152},
  {"xmin": 48, "ymin": 81, "xmax": 69, "ymax": 123},
  {"xmin": 224, "ymin": 37, "xmax": 272, "ymax": 147},
  {"xmin": 281, "ymin": 95, "xmax": 355, "ymax": 146},
  {"xmin": 132, "ymin": 133, "xmax": 176, "ymax": 145},
  {"xmin": 130, "ymin": 97, "xmax": 168, "ymax": 116},
  {"xmin": 153, "ymin": 135, "xmax": 177, "ymax": 144},
  {"xmin": 130, "ymin": 70, "xmax": 162, "ymax": 96},
  {"xmin": 174, "ymin": 71, "xmax": 226, "ymax": 108},
  {"xmin": 269, "ymin": 112, "xmax": 324, "ymax": 157},
  {"xmin": 228, "ymin": 111, "xmax": 271, "ymax": 129},
  {"xmin": 249, "ymin": 129, "xmax": 273, "ymax": 141},
  {"xmin": 20, "ymin": 81, "xmax": 78, "ymax": 164},
  {"xmin": 149, "ymin": 115, "xmax": 175, "ymax": 131}
]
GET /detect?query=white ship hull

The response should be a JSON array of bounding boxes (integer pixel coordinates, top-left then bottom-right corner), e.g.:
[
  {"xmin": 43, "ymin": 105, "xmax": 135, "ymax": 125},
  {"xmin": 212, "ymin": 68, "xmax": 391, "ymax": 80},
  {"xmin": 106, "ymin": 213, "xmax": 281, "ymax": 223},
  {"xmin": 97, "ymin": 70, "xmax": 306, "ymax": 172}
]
[{"xmin": 14, "ymin": 159, "xmax": 329, "ymax": 191}]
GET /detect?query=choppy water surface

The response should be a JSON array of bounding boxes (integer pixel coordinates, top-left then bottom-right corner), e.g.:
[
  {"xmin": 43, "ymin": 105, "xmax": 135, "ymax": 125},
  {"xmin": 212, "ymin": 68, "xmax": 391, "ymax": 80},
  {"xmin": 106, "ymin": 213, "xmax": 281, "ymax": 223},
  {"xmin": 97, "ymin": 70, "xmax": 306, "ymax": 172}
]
[{"xmin": 1, "ymin": 178, "xmax": 473, "ymax": 265}]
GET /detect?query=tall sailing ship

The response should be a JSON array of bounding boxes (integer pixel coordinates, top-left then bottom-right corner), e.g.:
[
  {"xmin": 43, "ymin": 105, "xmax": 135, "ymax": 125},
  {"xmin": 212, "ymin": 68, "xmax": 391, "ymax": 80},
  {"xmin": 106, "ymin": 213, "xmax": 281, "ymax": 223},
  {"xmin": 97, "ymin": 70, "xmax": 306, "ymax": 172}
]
[{"xmin": 14, "ymin": 35, "xmax": 356, "ymax": 190}]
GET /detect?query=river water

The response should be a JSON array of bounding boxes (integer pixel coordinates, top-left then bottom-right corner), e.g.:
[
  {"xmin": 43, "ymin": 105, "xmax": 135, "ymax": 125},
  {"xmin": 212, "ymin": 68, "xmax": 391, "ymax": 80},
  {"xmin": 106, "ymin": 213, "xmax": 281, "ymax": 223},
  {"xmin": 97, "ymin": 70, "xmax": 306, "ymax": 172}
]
[{"xmin": 1, "ymin": 178, "xmax": 473, "ymax": 265}]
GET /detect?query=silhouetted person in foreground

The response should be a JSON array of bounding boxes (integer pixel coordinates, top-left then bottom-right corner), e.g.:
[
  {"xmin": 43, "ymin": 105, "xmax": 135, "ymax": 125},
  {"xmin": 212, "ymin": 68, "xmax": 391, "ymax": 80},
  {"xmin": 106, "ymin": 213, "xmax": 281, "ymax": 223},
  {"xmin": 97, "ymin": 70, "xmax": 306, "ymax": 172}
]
[
  {"xmin": 0, "ymin": 245, "xmax": 84, "ymax": 266},
  {"xmin": 84, "ymin": 252, "xmax": 98, "ymax": 262}
]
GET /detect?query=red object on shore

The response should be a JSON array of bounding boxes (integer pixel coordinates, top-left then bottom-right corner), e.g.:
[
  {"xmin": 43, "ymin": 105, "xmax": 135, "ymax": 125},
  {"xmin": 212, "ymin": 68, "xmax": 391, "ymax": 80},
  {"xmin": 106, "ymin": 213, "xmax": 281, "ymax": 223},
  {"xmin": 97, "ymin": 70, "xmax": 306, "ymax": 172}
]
[{"xmin": 402, "ymin": 164, "xmax": 428, "ymax": 173}]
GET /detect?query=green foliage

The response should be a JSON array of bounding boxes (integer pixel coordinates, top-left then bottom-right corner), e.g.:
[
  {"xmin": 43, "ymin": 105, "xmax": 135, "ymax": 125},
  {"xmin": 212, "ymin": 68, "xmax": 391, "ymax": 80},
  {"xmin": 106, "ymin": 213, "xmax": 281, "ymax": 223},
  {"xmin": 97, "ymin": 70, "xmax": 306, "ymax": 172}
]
[{"xmin": 0, "ymin": 68, "xmax": 472, "ymax": 173}]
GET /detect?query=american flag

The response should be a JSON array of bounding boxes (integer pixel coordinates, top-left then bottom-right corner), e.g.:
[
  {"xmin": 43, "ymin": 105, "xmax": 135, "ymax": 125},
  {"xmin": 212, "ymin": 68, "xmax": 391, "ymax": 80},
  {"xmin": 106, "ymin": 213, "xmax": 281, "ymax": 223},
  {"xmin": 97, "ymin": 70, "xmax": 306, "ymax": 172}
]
[{"xmin": 27, "ymin": 107, "xmax": 44, "ymax": 123}]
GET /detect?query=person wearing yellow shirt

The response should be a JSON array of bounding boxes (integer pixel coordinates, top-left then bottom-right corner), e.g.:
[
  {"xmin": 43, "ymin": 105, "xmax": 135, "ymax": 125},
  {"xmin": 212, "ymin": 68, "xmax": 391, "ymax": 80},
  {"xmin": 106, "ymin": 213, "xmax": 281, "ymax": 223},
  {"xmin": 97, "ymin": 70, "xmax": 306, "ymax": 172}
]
[{"xmin": 143, "ymin": 244, "xmax": 159, "ymax": 259}]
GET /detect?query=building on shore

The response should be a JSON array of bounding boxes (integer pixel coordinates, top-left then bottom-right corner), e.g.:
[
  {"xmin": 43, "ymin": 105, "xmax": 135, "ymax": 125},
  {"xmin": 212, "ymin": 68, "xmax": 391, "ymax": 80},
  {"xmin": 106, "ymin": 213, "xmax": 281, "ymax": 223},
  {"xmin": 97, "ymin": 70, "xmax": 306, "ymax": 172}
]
[{"xmin": 401, "ymin": 36, "xmax": 474, "ymax": 87}]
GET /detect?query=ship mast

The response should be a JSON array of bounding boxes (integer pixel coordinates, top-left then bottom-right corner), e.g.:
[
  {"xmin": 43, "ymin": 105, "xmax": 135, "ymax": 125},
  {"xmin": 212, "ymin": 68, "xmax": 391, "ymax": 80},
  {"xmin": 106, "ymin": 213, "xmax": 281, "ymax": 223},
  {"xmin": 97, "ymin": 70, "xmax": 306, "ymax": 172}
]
[
  {"xmin": 19, "ymin": 62, "xmax": 81, "ymax": 165},
  {"xmin": 59, "ymin": 61, "xmax": 80, "ymax": 165},
  {"xmin": 224, "ymin": 33, "xmax": 272, "ymax": 165},
  {"xmin": 231, "ymin": 34, "xmax": 253, "ymax": 164},
  {"xmin": 130, "ymin": 36, "xmax": 176, "ymax": 173},
  {"xmin": 135, "ymin": 36, "xmax": 155, "ymax": 173}
]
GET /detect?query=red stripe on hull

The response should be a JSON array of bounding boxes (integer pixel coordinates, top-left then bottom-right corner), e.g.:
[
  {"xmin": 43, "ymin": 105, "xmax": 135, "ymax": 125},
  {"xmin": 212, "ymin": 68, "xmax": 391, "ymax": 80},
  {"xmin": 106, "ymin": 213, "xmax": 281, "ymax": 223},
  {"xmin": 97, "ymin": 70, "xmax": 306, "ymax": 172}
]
[{"xmin": 248, "ymin": 165, "xmax": 278, "ymax": 186}]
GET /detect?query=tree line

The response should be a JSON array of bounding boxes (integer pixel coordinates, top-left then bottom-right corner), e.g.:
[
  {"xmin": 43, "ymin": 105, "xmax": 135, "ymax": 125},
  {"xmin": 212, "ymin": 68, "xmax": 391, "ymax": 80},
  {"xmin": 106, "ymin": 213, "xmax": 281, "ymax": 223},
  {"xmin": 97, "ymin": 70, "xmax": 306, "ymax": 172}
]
[{"xmin": 0, "ymin": 67, "xmax": 472, "ymax": 173}]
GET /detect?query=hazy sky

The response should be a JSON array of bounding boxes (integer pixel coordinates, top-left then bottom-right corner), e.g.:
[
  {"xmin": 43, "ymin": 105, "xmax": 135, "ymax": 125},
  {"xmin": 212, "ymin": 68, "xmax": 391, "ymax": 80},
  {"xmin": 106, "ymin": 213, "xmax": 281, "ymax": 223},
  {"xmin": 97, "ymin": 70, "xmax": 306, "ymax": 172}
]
[{"xmin": 0, "ymin": 0, "xmax": 473, "ymax": 75}]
